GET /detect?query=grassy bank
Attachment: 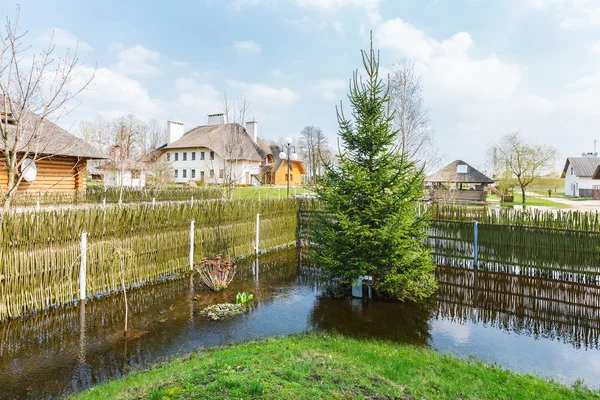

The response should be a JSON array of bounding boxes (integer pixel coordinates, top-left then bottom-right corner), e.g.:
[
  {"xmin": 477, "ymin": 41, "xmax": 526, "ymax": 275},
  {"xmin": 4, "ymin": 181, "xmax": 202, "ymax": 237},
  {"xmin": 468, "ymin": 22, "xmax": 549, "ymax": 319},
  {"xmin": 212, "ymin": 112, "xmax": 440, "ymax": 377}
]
[
  {"xmin": 489, "ymin": 193, "xmax": 570, "ymax": 208},
  {"xmin": 71, "ymin": 334, "xmax": 597, "ymax": 400}
]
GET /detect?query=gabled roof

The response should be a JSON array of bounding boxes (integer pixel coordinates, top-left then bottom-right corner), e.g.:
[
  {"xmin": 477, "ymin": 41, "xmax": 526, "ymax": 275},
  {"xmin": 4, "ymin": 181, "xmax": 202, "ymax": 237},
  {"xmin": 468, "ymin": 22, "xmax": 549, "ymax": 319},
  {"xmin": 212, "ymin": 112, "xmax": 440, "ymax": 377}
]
[
  {"xmin": 426, "ymin": 160, "xmax": 494, "ymax": 184},
  {"xmin": 562, "ymin": 157, "xmax": 600, "ymax": 178},
  {"xmin": 267, "ymin": 143, "xmax": 307, "ymax": 174},
  {"xmin": 163, "ymin": 123, "xmax": 268, "ymax": 162},
  {"xmin": 0, "ymin": 107, "xmax": 106, "ymax": 159}
]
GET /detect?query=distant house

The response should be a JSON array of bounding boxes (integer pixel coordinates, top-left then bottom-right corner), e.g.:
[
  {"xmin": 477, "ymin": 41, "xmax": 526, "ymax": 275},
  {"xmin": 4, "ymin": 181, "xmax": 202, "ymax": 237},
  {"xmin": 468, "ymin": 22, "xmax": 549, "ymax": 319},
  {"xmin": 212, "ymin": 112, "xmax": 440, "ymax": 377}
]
[
  {"xmin": 161, "ymin": 113, "xmax": 306, "ymax": 186},
  {"xmin": 100, "ymin": 145, "xmax": 154, "ymax": 188},
  {"xmin": 561, "ymin": 154, "xmax": 600, "ymax": 197},
  {"xmin": 0, "ymin": 108, "xmax": 106, "ymax": 194},
  {"xmin": 426, "ymin": 160, "xmax": 494, "ymax": 203}
]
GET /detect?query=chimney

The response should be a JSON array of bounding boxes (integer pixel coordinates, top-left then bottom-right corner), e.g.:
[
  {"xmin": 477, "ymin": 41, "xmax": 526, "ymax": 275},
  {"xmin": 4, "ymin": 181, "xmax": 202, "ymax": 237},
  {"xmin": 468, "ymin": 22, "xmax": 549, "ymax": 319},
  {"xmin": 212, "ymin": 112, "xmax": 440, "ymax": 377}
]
[
  {"xmin": 245, "ymin": 120, "xmax": 258, "ymax": 142},
  {"xmin": 207, "ymin": 113, "xmax": 227, "ymax": 126},
  {"xmin": 167, "ymin": 121, "xmax": 184, "ymax": 144}
]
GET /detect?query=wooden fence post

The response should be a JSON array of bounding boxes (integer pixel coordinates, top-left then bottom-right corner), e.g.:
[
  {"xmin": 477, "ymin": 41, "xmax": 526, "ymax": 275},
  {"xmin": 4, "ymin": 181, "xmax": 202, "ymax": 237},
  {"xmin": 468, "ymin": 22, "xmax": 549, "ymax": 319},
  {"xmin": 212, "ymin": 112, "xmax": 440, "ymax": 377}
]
[
  {"xmin": 79, "ymin": 232, "xmax": 87, "ymax": 301},
  {"xmin": 190, "ymin": 220, "xmax": 195, "ymax": 270},
  {"xmin": 190, "ymin": 196, "xmax": 194, "ymax": 206},
  {"xmin": 152, "ymin": 197, "xmax": 156, "ymax": 208},
  {"xmin": 255, "ymin": 213, "xmax": 260, "ymax": 253},
  {"xmin": 473, "ymin": 221, "xmax": 479, "ymax": 268},
  {"xmin": 36, "ymin": 201, "xmax": 40, "ymax": 212}
]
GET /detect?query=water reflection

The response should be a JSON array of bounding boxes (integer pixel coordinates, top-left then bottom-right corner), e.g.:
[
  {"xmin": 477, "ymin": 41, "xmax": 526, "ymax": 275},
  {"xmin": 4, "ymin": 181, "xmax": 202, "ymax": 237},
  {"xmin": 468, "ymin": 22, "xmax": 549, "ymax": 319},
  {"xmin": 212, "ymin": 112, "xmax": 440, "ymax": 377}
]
[{"xmin": 2, "ymin": 248, "xmax": 600, "ymax": 399}]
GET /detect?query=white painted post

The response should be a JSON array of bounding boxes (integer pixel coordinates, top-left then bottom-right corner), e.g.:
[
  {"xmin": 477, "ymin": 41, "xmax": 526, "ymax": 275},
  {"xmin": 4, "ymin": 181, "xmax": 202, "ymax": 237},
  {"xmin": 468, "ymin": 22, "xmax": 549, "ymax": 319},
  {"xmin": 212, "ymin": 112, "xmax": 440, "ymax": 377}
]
[
  {"xmin": 152, "ymin": 197, "xmax": 156, "ymax": 208},
  {"xmin": 102, "ymin": 198, "xmax": 106, "ymax": 208},
  {"xmin": 473, "ymin": 221, "xmax": 479, "ymax": 268},
  {"xmin": 79, "ymin": 232, "xmax": 87, "ymax": 301},
  {"xmin": 191, "ymin": 196, "xmax": 194, "ymax": 206},
  {"xmin": 255, "ymin": 213, "xmax": 260, "ymax": 253},
  {"xmin": 35, "ymin": 201, "xmax": 40, "ymax": 212},
  {"xmin": 189, "ymin": 220, "xmax": 195, "ymax": 270}
]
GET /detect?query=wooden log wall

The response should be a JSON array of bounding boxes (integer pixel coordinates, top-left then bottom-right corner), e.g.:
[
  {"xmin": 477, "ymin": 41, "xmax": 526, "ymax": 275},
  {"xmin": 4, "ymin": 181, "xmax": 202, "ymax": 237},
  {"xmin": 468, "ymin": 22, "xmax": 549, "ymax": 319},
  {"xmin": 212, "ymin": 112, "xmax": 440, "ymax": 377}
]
[{"xmin": 0, "ymin": 156, "xmax": 87, "ymax": 192}]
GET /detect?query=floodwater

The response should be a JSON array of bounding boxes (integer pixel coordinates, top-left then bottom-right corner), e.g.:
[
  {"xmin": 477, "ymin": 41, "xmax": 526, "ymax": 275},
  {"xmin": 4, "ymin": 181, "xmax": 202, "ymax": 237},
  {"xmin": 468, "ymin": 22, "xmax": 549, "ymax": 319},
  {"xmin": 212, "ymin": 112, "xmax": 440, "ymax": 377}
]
[{"xmin": 2, "ymin": 248, "xmax": 600, "ymax": 399}]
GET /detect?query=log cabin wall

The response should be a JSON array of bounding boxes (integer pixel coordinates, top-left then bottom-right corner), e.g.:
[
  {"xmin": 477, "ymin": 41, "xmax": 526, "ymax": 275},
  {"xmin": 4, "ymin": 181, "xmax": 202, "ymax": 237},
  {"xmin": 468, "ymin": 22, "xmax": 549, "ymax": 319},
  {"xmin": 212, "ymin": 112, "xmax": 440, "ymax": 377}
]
[{"xmin": 0, "ymin": 156, "xmax": 87, "ymax": 192}]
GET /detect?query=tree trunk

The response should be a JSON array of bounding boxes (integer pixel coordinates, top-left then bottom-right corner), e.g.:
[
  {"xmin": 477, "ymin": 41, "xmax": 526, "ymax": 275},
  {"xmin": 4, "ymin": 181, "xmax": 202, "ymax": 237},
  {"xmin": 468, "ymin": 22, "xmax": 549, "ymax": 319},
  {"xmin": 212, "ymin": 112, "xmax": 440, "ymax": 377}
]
[{"xmin": 521, "ymin": 187, "xmax": 526, "ymax": 205}]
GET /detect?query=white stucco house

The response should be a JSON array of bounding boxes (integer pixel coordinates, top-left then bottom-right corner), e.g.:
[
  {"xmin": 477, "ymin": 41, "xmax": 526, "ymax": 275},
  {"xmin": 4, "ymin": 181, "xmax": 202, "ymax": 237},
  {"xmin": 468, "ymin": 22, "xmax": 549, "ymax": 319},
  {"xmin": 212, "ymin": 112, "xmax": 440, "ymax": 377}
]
[
  {"xmin": 562, "ymin": 154, "xmax": 600, "ymax": 197},
  {"xmin": 161, "ymin": 114, "xmax": 276, "ymax": 185}
]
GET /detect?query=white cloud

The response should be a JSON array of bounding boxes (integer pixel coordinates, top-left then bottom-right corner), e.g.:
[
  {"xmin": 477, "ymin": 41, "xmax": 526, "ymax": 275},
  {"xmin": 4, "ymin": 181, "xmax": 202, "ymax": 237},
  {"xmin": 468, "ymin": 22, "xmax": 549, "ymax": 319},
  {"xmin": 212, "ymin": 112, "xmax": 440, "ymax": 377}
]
[
  {"xmin": 175, "ymin": 77, "xmax": 200, "ymax": 92},
  {"xmin": 38, "ymin": 27, "xmax": 92, "ymax": 51},
  {"xmin": 376, "ymin": 19, "xmax": 521, "ymax": 100},
  {"xmin": 525, "ymin": 0, "xmax": 600, "ymax": 28},
  {"xmin": 172, "ymin": 60, "xmax": 189, "ymax": 67},
  {"xmin": 111, "ymin": 45, "xmax": 162, "ymax": 77},
  {"xmin": 233, "ymin": 39, "xmax": 261, "ymax": 53},
  {"xmin": 317, "ymin": 79, "xmax": 346, "ymax": 100},
  {"xmin": 332, "ymin": 21, "xmax": 345, "ymax": 36},
  {"xmin": 296, "ymin": 0, "xmax": 382, "ymax": 23},
  {"xmin": 63, "ymin": 66, "xmax": 162, "ymax": 125},
  {"xmin": 226, "ymin": 80, "xmax": 299, "ymax": 105}
]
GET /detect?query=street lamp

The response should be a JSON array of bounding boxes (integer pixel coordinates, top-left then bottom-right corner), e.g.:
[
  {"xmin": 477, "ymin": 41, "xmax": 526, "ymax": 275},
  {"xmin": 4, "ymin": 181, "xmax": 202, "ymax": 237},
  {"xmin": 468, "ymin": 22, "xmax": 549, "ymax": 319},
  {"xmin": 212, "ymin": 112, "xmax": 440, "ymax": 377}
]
[{"xmin": 279, "ymin": 136, "xmax": 298, "ymax": 198}]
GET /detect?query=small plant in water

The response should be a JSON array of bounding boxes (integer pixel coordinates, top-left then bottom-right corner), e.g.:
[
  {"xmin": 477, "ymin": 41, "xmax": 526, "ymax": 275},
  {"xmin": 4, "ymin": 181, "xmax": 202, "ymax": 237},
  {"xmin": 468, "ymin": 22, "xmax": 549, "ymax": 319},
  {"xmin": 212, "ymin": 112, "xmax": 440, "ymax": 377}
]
[
  {"xmin": 195, "ymin": 254, "xmax": 236, "ymax": 291},
  {"xmin": 235, "ymin": 292, "xmax": 254, "ymax": 305}
]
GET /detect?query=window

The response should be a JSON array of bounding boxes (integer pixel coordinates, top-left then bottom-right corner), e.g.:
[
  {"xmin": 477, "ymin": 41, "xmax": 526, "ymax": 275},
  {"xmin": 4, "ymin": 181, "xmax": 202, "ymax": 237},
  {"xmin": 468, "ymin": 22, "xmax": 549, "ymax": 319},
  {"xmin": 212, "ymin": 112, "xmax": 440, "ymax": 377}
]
[
  {"xmin": 166, "ymin": 153, "xmax": 171, "ymax": 161},
  {"xmin": 571, "ymin": 167, "xmax": 574, "ymax": 176},
  {"xmin": 183, "ymin": 169, "xmax": 187, "ymax": 178},
  {"xmin": 219, "ymin": 169, "xmax": 224, "ymax": 179},
  {"xmin": 183, "ymin": 152, "xmax": 187, "ymax": 161},
  {"xmin": 200, "ymin": 171, "xmax": 205, "ymax": 182},
  {"xmin": 191, "ymin": 169, "xmax": 196, "ymax": 179},
  {"xmin": 286, "ymin": 174, "xmax": 294, "ymax": 181},
  {"xmin": 174, "ymin": 152, "xmax": 179, "ymax": 161},
  {"xmin": 201, "ymin": 151, "xmax": 205, "ymax": 160},
  {"xmin": 191, "ymin": 152, "xmax": 196, "ymax": 161},
  {"xmin": 209, "ymin": 169, "xmax": 215, "ymax": 178},
  {"xmin": 210, "ymin": 151, "xmax": 215, "ymax": 160},
  {"xmin": 174, "ymin": 169, "xmax": 178, "ymax": 178},
  {"xmin": 132, "ymin": 170, "xmax": 141, "ymax": 179}
]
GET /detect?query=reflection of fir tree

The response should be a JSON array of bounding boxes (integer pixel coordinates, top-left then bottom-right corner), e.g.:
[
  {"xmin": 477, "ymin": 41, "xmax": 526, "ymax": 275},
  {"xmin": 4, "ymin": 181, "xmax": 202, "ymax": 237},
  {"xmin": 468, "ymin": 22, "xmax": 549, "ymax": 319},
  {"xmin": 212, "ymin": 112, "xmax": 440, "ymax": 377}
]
[
  {"xmin": 313, "ymin": 35, "xmax": 436, "ymax": 301},
  {"xmin": 309, "ymin": 295, "xmax": 434, "ymax": 345}
]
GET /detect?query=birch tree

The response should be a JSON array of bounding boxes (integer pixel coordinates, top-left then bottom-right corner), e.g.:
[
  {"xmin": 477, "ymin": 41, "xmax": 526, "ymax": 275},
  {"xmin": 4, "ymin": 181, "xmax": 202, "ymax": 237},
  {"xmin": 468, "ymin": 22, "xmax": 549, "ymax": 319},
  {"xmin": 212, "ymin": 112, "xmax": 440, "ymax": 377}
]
[
  {"xmin": 0, "ymin": 7, "xmax": 93, "ymax": 210},
  {"xmin": 387, "ymin": 60, "xmax": 438, "ymax": 170},
  {"xmin": 490, "ymin": 132, "xmax": 557, "ymax": 204}
]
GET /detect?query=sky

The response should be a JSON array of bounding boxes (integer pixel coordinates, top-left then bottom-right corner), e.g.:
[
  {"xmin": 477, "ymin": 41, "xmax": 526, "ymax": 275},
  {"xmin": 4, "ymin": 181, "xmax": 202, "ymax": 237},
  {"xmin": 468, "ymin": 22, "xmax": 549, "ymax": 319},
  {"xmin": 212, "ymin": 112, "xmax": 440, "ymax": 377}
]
[{"xmin": 7, "ymin": 0, "xmax": 600, "ymax": 170}]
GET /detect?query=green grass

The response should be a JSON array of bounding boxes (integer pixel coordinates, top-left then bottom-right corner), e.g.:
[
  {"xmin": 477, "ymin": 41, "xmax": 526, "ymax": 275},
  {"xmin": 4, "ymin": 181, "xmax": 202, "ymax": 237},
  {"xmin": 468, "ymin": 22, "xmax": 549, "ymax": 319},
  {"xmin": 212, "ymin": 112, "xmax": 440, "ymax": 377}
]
[
  {"xmin": 70, "ymin": 334, "xmax": 598, "ymax": 400},
  {"xmin": 489, "ymin": 193, "xmax": 570, "ymax": 209},
  {"xmin": 231, "ymin": 186, "xmax": 314, "ymax": 199}
]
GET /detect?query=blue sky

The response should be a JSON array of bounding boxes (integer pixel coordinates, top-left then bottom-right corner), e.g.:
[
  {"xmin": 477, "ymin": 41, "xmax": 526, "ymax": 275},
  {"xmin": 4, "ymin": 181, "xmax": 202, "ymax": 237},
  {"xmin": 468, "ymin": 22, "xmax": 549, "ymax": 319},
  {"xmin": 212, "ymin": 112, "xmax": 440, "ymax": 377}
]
[{"xmin": 9, "ymin": 0, "xmax": 600, "ymax": 169}]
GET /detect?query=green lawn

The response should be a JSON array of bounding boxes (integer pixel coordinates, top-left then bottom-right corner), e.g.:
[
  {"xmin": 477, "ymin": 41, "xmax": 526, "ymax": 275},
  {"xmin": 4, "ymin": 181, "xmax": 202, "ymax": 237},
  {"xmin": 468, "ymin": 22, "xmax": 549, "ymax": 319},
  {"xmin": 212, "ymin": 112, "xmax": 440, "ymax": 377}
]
[
  {"xmin": 231, "ymin": 186, "xmax": 314, "ymax": 199},
  {"xmin": 489, "ymin": 193, "xmax": 570, "ymax": 208},
  {"xmin": 70, "ymin": 334, "xmax": 597, "ymax": 400}
]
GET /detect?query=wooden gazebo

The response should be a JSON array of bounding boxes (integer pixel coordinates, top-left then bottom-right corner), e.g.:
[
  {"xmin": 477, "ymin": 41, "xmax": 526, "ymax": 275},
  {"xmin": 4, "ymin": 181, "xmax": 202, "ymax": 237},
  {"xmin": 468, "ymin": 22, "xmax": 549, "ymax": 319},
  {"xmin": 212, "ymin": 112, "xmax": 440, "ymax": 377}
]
[{"xmin": 426, "ymin": 160, "xmax": 494, "ymax": 203}]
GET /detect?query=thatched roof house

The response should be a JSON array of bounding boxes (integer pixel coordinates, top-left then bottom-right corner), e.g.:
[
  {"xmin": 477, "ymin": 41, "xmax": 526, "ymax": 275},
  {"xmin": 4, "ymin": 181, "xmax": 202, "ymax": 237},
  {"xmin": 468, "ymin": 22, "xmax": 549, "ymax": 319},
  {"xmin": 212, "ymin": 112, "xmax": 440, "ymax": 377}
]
[
  {"xmin": 160, "ymin": 114, "xmax": 306, "ymax": 186},
  {"xmin": 426, "ymin": 160, "xmax": 493, "ymax": 203},
  {"xmin": 426, "ymin": 160, "xmax": 494, "ymax": 185}
]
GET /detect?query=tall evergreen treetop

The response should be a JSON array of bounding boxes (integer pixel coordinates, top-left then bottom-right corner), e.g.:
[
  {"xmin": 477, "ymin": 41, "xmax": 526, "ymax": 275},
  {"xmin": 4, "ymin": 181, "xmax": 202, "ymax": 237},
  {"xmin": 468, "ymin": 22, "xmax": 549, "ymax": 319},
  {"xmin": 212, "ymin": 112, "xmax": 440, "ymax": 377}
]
[{"xmin": 313, "ymin": 35, "xmax": 436, "ymax": 301}]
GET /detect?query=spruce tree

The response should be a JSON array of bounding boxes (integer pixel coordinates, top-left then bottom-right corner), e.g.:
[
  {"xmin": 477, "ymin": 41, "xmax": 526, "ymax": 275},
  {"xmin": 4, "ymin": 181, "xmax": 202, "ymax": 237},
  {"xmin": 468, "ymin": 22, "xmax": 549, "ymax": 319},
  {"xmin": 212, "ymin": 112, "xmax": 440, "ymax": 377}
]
[{"xmin": 313, "ymin": 36, "xmax": 436, "ymax": 301}]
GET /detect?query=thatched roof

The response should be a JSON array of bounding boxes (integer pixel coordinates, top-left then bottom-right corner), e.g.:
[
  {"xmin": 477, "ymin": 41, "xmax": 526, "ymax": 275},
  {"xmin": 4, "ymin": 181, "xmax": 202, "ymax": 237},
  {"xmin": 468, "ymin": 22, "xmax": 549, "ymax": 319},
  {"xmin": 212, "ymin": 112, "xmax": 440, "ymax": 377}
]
[
  {"xmin": 562, "ymin": 157, "xmax": 600, "ymax": 178},
  {"xmin": 164, "ymin": 123, "xmax": 269, "ymax": 162},
  {"xmin": 0, "ymin": 108, "xmax": 106, "ymax": 159},
  {"xmin": 426, "ymin": 160, "xmax": 494, "ymax": 184}
]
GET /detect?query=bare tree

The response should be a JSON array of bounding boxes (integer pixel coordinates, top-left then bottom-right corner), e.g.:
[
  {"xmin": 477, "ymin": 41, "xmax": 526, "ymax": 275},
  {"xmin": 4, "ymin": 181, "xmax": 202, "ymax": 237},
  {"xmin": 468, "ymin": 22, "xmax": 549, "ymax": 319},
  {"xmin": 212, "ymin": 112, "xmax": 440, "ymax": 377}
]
[
  {"xmin": 209, "ymin": 94, "xmax": 253, "ymax": 199},
  {"xmin": 387, "ymin": 60, "xmax": 438, "ymax": 170},
  {"xmin": 142, "ymin": 117, "xmax": 167, "ymax": 154},
  {"xmin": 490, "ymin": 132, "xmax": 557, "ymax": 205},
  {"xmin": 0, "ymin": 7, "xmax": 93, "ymax": 210},
  {"xmin": 110, "ymin": 114, "xmax": 145, "ymax": 203},
  {"xmin": 298, "ymin": 126, "xmax": 331, "ymax": 183}
]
